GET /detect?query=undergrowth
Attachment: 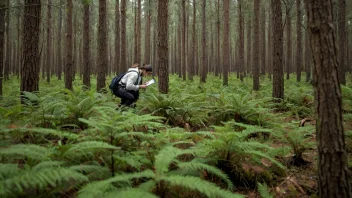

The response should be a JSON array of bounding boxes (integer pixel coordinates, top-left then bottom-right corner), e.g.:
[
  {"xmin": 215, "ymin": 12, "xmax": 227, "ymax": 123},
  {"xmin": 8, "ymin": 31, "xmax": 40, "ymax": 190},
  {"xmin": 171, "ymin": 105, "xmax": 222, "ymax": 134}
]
[{"xmin": 1, "ymin": 73, "xmax": 351, "ymax": 197}]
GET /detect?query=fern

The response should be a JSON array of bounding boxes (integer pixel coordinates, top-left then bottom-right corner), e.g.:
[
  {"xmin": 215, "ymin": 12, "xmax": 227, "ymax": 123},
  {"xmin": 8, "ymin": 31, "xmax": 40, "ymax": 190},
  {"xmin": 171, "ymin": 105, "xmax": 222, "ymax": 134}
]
[
  {"xmin": 105, "ymin": 188, "xmax": 159, "ymax": 198},
  {"xmin": 77, "ymin": 170, "xmax": 155, "ymax": 198},
  {"xmin": 64, "ymin": 141, "xmax": 120, "ymax": 156},
  {"xmin": 0, "ymin": 144, "xmax": 51, "ymax": 160},
  {"xmin": 160, "ymin": 175, "xmax": 243, "ymax": 198},
  {"xmin": 154, "ymin": 146, "xmax": 194, "ymax": 176},
  {"xmin": 0, "ymin": 167, "xmax": 88, "ymax": 196},
  {"xmin": 1, "ymin": 127, "xmax": 79, "ymax": 140},
  {"xmin": 178, "ymin": 161, "xmax": 234, "ymax": 190},
  {"xmin": 0, "ymin": 164, "xmax": 19, "ymax": 180},
  {"xmin": 257, "ymin": 182, "xmax": 274, "ymax": 198}
]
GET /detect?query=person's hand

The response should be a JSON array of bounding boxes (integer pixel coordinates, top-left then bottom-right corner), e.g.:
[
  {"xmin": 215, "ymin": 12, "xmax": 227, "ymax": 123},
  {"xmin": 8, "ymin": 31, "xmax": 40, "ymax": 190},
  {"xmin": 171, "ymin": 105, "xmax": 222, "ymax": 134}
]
[{"xmin": 139, "ymin": 85, "xmax": 147, "ymax": 89}]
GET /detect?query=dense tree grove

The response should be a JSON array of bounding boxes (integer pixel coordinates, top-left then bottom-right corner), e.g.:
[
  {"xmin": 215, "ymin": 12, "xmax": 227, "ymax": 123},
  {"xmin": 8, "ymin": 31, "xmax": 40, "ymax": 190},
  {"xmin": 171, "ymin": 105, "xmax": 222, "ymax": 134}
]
[{"xmin": 1, "ymin": 0, "xmax": 352, "ymax": 197}]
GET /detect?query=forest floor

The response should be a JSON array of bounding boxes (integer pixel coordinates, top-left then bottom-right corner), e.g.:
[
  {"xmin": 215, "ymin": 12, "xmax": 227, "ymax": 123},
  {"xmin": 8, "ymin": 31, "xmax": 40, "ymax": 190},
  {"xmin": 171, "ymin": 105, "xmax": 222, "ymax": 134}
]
[{"xmin": 2, "ymin": 75, "xmax": 352, "ymax": 198}]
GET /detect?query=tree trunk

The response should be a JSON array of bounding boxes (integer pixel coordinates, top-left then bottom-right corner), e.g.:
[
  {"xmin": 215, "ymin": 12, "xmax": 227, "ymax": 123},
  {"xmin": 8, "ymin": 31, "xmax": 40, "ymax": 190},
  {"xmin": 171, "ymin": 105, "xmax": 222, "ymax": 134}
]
[
  {"xmin": 144, "ymin": 0, "xmax": 151, "ymax": 64},
  {"xmin": 16, "ymin": 0, "xmax": 21, "ymax": 78},
  {"xmin": 57, "ymin": 0, "xmax": 62, "ymax": 80},
  {"xmin": 82, "ymin": 1, "xmax": 90, "ymax": 88},
  {"xmin": 65, "ymin": 0, "xmax": 73, "ymax": 90},
  {"xmin": 181, "ymin": 0, "xmax": 186, "ymax": 80},
  {"xmin": 296, "ymin": 0, "xmax": 302, "ymax": 82},
  {"xmin": 115, "ymin": 0, "xmax": 120, "ymax": 73},
  {"xmin": 246, "ymin": 17, "xmax": 252, "ymax": 76},
  {"xmin": 216, "ymin": 0, "xmax": 220, "ymax": 77},
  {"xmin": 21, "ymin": 0, "xmax": 41, "ymax": 94},
  {"xmin": 97, "ymin": 0, "xmax": 108, "ymax": 91},
  {"xmin": 252, "ymin": 0, "xmax": 260, "ymax": 90},
  {"xmin": 157, "ymin": 0, "xmax": 168, "ymax": 94},
  {"xmin": 306, "ymin": 0, "xmax": 351, "ymax": 197},
  {"xmin": 305, "ymin": 29, "xmax": 311, "ymax": 82},
  {"xmin": 121, "ymin": 0, "xmax": 126, "ymax": 71},
  {"xmin": 136, "ymin": 0, "xmax": 141, "ymax": 65},
  {"xmin": 261, "ymin": 6, "xmax": 266, "ymax": 76},
  {"xmin": 46, "ymin": 0, "xmax": 51, "ymax": 83},
  {"xmin": 4, "ymin": 0, "xmax": 10, "ymax": 80},
  {"xmin": 238, "ymin": 0, "xmax": 244, "ymax": 81},
  {"xmin": 223, "ymin": 0, "xmax": 229, "ymax": 86},
  {"xmin": 190, "ymin": 0, "xmax": 196, "ymax": 80},
  {"xmin": 0, "ymin": 0, "xmax": 5, "ymax": 96},
  {"xmin": 271, "ymin": 0, "xmax": 284, "ymax": 100},
  {"xmin": 200, "ymin": 0, "xmax": 207, "ymax": 83},
  {"xmin": 267, "ymin": 7, "xmax": 273, "ymax": 80},
  {"xmin": 286, "ymin": 8, "xmax": 292, "ymax": 80},
  {"xmin": 338, "ymin": 0, "xmax": 346, "ymax": 85}
]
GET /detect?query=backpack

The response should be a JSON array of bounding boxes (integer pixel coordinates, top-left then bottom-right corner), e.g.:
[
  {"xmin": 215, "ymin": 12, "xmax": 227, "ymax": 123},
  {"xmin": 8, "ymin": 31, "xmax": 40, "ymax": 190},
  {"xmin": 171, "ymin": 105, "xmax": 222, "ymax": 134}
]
[{"xmin": 109, "ymin": 71, "xmax": 139, "ymax": 95}]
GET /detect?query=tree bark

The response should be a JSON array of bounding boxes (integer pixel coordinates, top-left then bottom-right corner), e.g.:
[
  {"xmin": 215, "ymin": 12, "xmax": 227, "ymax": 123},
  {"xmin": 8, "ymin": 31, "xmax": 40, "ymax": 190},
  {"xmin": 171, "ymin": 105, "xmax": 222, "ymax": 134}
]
[
  {"xmin": 238, "ymin": 0, "xmax": 244, "ymax": 81},
  {"xmin": 260, "ymin": 6, "xmax": 266, "ymax": 75},
  {"xmin": 21, "ymin": 0, "xmax": 41, "ymax": 94},
  {"xmin": 115, "ymin": 0, "xmax": 120, "ymax": 73},
  {"xmin": 82, "ymin": 1, "xmax": 90, "ymax": 88},
  {"xmin": 216, "ymin": 0, "xmax": 220, "ymax": 77},
  {"xmin": 0, "ymin": 0, "xmax": 5, "ymax": 96},
  {"xmin": 157, "ymin": 0, "xmax": 168, "ymax": 94},
  {"xmin": 338, "ymin": 0, "xmax": 346, "ymax": 85},
  {"xmin": 144, "ymin": 0, "xmax": 151, "ymax": 64},
  {"xmin": 97, "ymin": 0, "xmax": 108, "ymax": 91},
  {"xmin": 121, "ymin": 0, "xmax": 126, "ymax": 71},
  {"xmin": 4, "ymin": 0, "xmax": 10, "ymax": 80},
  {"xmin": 222, "ymin": 0, "xmax": 229, "ymax": 86},
  {"xmin": 65, "ymin": 0, "xmax": 73, "ymax": 90},
  {"xmin": 252, "ymin": 0, "xmax": 260, "ymax": 90},
  {"xmin": 306, "ymin": 0, "xmax": 351, "ymax": 197},
  {"xmin": 57, "ymin": 0, "xmax": 62, "ymax": 80},
  {"xmin": 246, "ymin": 17, "xmax": 251, "ymax": 76},
  {"xmin": 200, "ymin": 0, "xmax": 207, "ymax": 83},
  {"xmin": 181, "ymin": 0, "xmax": 186, "ymax": 80},
  {"xmin": 286, "ymin": 7, "xmax": 292, "ymax": 80},
  {"xmin": 296, "ymin": 0, "xmax": 302, "ymax": 82},
  {"xmin": 190, "ymin": 0, "xmax": 196, "ymax": 80},
  {"xmin": 136, "ymin": 0, "xmax": 141, "ymax": 64},
  {"xmin": 271, "ymin": 0, "xmax": 284, "ymax": 100},
  {"xmin": 46, "ymin": 0, "xmax": 52, "ymax": 83}
]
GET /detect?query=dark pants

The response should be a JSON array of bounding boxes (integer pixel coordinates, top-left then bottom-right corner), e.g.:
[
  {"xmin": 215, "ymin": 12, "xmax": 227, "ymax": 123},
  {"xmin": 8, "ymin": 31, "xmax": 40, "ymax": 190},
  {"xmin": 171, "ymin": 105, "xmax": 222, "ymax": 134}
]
[{"xmin": 115, "ymin": 87, "xmax": 139, "ymax": 107}]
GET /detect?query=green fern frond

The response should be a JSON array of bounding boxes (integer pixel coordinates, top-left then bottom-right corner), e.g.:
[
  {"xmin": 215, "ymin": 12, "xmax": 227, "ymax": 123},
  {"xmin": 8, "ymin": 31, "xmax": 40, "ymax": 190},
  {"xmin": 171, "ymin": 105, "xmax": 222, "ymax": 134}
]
[
  {"xmin": 138, "ymin": 180, "xmax": 157, "ymax": 191},
  {"xmin": 154, "ymin": 146, "xmax": 194, "ymax": 177},
  {"xmin": 0, "ymin": 163, "xmax": 19, "ymax": 180},
  {"xmin": 115, "ymin": 132, "xmax": 156, "ymax": 139},
  {"xmin": 0, "ymin": 144, "xmax": 51, "ymax": 160},
  {"xmin": 77, "ymin": 170, "xmax": 155, "ymax": 198},
  {"xmin": 64, "ymin": 141, "xmax": 120, "ymax": 156},
  {"xmin": 257, "ymin": 182, "xmax": 274, "ymax": 198},
  {"xmin": 105, "ymin": 188, "xmax": 159, "ymax": 198},
  {"xmin": 69, "ymin": 164, "xmax": 108, "ymax": 174},
  {"xmin": 1, "ymin": 127, "xmax": 79, "ymax": 139},
  {"xmin": 178, "ymin": 161, "xmax": 234, "ymax": 190},
  {"xmin": 160, "ymin": 175, "xmax": 244, "ymax": 198},
  {"xmin": 245, "ymin": 150, "xmax": 285, "ymax": 170},
  {"xmin": 32, "ymin": 161, "xmax": 66, "ymax": 171},
  {"xmin": 0, "ymin": 168, "xmax": 88, "ymax": 196}
]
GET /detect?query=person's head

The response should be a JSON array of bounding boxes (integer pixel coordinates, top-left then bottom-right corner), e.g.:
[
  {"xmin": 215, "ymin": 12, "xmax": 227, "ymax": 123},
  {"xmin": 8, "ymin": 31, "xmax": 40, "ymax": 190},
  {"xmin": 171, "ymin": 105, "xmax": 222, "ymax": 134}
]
[
  {"xmin": 131, "ymin": 63, "xmax": 139, "ymax": 68},
  {"xmin": 139, "ymin": 64, "xmax": 153, "ymax": 76}
]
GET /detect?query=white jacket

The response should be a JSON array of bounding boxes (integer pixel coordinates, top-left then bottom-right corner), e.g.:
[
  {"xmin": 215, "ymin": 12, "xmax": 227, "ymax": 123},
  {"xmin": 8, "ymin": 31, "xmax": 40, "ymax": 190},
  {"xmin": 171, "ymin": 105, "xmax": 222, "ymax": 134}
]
[{"xmin": 119, "ymin": 68, "xmax": 142, "ymax": 91}]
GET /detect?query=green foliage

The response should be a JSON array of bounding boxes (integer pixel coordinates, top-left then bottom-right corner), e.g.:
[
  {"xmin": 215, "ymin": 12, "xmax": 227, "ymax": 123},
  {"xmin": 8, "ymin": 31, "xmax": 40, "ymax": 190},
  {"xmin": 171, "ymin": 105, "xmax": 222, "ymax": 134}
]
[
  {"xmin": 78, "ymin": 145, "xmax": 241, "ymax": 198},
  {"xmin": 257, "ymin": 182, "xmax": 274, "ymax": 198},
  {"xmin": 277, "ymin": 123, "xmax": 315, "ymax": 165},
  {"xmin": 0, "ymin": 166, "xmax": 88, "ymax": 197}
]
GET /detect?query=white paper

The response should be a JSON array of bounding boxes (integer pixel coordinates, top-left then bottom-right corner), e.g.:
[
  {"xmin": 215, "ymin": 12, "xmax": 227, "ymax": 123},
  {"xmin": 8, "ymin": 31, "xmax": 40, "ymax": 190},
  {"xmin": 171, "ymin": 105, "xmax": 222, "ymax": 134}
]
[{"xmin": 145, "ymin": 79, "xmax": 156, "ymax": 86}]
